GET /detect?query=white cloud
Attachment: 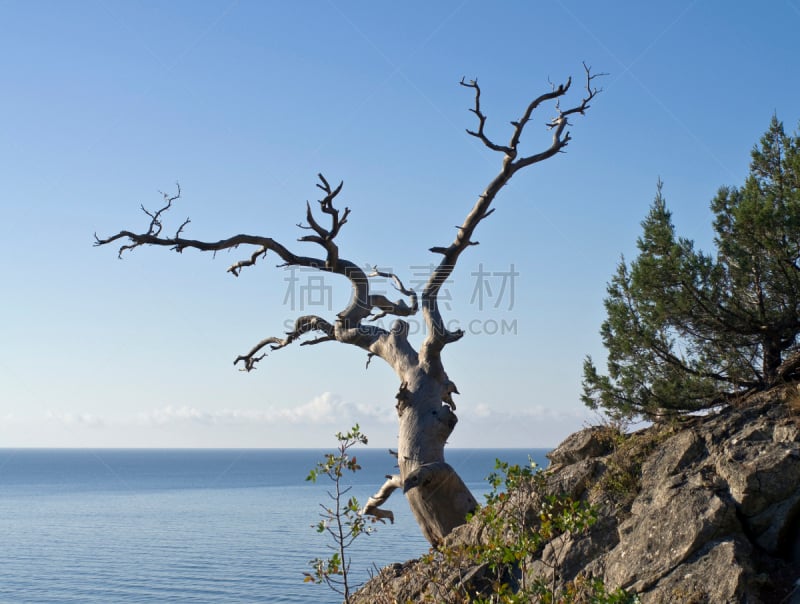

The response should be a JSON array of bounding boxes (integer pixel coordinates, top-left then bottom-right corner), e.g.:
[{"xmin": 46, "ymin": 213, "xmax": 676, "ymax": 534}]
[
  {"xmin": 473, "ymin": 403, "xmax": 491, "ymax": 418},
  {"xmin": 3, "ymin": 394, "xmax": 401, "ymax": 447},
  {"xmin": 44, "ymin": 410, "xmax": 105, "ymax": 427},
  {"xmin": 133, "ymin": 392, "xmax": 395, "ymax": 427},
  {"xmin": 448, "ymin": 401, "xmax": 596, "ymax": 448},
  {"xmin": 8, "ymin": 395, "xmax": 591, "ymax": 448},
  {"xmin": 463, "ymin": 401, "xmax": 592, "ymax": 422}
]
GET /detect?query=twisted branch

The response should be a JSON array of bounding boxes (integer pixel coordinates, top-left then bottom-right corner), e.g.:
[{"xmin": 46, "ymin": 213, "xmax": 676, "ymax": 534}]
[
  {"xmin": 233, "ymin": 315, "xmax": 336, "ymax": 371},
  {"xmin": 367, "ymin": 268, "xmax": 419, "ymax": 321},
  {"xmin": 461, "ymin": 78, "xmax": 513, "ymax": 155},
  {"xmin": 95, "ymin": 185, "xmax": 185, "ymax": 257},
  {"xmin": 361, "ymin": 474, "xmax": 402, "ymax": 523},
  {"xmin": 95, "ymin": 68, "xmax": 601, "ymax": 385},
  {"xmin": 298, "ymin": 175, "xmax": 348, "ymax": 270},
  {"xmin": 94, "ymin": 175, "xmax": 416, "ymax": 370},
  {"xmin": 420, "ymin": 65, "xmax": 603, "ymax": 374}
]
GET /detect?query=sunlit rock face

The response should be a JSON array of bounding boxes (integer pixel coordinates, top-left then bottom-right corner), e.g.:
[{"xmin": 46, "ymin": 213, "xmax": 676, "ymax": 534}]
[{"xmin": 354, "ymin": 391, "xmax": 800, "ymax": 603}]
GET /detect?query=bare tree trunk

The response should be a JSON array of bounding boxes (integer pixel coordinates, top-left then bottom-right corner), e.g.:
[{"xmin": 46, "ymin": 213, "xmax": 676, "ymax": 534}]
[
  {"xmin": 395, "ymin": 369, "xmax": 476, "ymax": 545},
  {"xmin": 400, "ymin": 416, "xmax": 477, "ymax": 544},
  {"xmin": 95, "ymin": 66, "xmax": 601, "ymax": 545}
]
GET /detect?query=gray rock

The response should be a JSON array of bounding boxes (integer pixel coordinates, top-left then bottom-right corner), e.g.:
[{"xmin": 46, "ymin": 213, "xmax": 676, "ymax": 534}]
[
  {"xmin": 639, "ymin": 429, "xmax": 705, "ymax": 491},
  {"xmin": 641, "ymin": 537, "xmax": 754, "ymax": 604},
  {"xmin": 546, "ymin": 427, "xmax": 614, "ymax": 468},
  {"xmin": 605, "ymin": 480, "xmax": 739, "ymax": 592},
  {"xmin": 353, "ymin": 395, "xmax": 800, "ymax": 603},
  {"xmin": 544, "ymin": 457, "xmax": 600, "ymax": 499},
  {"xmin": 749, "ymin": 490, "xmax": 800, "ymax": 554},
  {"xmin": 774, "ymin": 421, "xmax": 800, "ymax": 443},
  {"xmin": 715, "ymin": 439, "xmax": 800, "ymax": 516}
]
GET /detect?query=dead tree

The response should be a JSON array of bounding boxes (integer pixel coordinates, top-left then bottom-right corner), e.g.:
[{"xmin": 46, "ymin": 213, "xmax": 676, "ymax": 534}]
[{"xmin": 95, "ymin": 66, "xmax": 601, "ymax": 546}]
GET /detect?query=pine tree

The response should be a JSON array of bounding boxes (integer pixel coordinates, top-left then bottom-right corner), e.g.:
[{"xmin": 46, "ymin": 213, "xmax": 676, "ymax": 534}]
[{"xmin": 583, "ymin": 117, "xmax": 800, "ymax": 420}]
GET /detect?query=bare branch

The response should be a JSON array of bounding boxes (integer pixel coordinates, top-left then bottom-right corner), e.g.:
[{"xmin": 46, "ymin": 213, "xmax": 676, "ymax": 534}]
[
  {"xmin": 553, "ymin": 62, "xmax": 606, "ymax": 121},
  {"xmin": 361, "ymin": 474, "xmax": 402, "ymax": 523},
  {"xmin": 301, "ymin": 335, "xmax": 337, "ymax": 347},
  {"xmin": 515, "ymin": 64, "xmax": 603, "ymax": 170},
  {"xmin": 293, "ymin": 174, "xmax": 349, "ymax": 271},
  {"xmin": 368, "ymin": 296, "xmax": 416, "ymax": 321},
  {"xmin": 151, "ymin": 185, "xmax": 182, "ymax": 231},
  {"xmin": 367, "ymin": 268, "xmax": 419, "ymax": 321},
  {"xmin": 420, "ymin": 66, "xmax": 602, "ymax": 373},
  {"xmin": 233, "ymin": 315, "xmax": 335, "ymax": 371},
  {"xmin": 316, "ymin": 174, "xmax": 349, "ymax": 237},
  {"xmin": 368, "ymin": 268, "xmax": 415, "ymax": 298},
  {"xmin": 506, "ymin": 77, "xmax": 571, "ymax": 156},
  {"xmin": 96, "ymin": 177, "xmax": 427, "ymax": 373},
  {"xmin": 227, "ymin": 246, "xmax": 268, "ymax": 277},
  {"xmin": 174, "ymin": 216, "xmax": 191, "ymax": 239},
  {"xmin": 460, "ymin": 78, "xmax": 513, "ymax": 154},
  {"xmin": 94, "ymin": 184, "xmax": 183, "ymax": 257}
]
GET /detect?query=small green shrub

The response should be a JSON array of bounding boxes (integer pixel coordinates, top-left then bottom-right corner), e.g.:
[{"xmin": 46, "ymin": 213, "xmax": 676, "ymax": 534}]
[{"xmin": 304, "ymin": 424, "xmax": 377, "ymax": 604}]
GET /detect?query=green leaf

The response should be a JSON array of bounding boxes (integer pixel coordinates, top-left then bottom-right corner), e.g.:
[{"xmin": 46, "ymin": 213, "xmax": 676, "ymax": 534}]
[{"xmin": 583, "ymin": 120, "xmax": 800, "ymax": 419}]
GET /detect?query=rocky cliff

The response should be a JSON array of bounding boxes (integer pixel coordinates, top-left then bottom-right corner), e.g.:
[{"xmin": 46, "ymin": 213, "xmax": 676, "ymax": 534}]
[{"xmin": 353, "ymin": 388, "xmax": 800, "ymax": 603}]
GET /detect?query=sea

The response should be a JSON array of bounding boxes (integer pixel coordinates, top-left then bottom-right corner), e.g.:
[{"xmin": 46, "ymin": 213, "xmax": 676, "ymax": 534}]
[{"xmin": 0, "ymin": 448, "xmax": 549, "ymax": 604}]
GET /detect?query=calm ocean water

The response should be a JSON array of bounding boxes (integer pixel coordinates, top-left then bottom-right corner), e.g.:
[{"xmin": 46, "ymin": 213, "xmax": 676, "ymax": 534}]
[{"xmin": 0, "ymin": 448, "xmax": 548, "ymax": 604}]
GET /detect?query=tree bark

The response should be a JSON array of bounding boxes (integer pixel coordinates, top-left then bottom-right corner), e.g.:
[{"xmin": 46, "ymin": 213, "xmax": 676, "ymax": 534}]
[
  {"xmin": 373, "ymin": 363, "xmax": 477, "ymax": 545},
  {"xmin": 95, "ymin": 67, "xmax": 601, "ymax": 546}
]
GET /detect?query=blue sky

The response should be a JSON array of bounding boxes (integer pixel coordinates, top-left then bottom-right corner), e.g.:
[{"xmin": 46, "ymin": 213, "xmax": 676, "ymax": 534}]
[{"xmin": 2, "ymin": 0, "xmax": 800, "ymax": 448}]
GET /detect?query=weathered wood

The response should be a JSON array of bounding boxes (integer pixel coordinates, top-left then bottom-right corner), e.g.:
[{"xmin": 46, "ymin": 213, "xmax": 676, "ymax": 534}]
[{"xmin": 95, "ymin": 67, "xmax": 600, "ymax": 545}]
